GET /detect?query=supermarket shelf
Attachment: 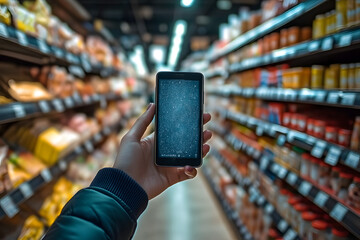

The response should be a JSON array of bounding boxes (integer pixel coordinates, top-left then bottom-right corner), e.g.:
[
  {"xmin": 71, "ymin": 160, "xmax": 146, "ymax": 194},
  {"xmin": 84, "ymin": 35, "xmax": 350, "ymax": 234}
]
[
  {"xmin": 207, "ymin": 86, "xmax": 360, "ymax": 109},
  {"xmin": 210, "ymin": 149, "xmax": 301, "ymax": 240},
  {"xmin": 229, "ymin": 27, "xmax": 360, "ymax": 74},
  {"xmin": 0, "ymin": 118, "xmax": 128, "ymax": 220},
  {"xmin": 218, "ymin": 109, "xmax": 360, "ymax": 172},
  {"xmin": 0, "ymin": 23, "xmax": 118, "ymax": 77},
  {"xmin": 0, "ymin": 92, "xmax": 139, "ymax": 125},
  {"xmin": 205, "ymin": 69, "xmax": 227, "ymax": 79},
  {"xmin": 210, "ymin": 0, "xmax": 327, "ymax": 61},
  {"xmin": 202, "ymin": 168, "xmax": 254, "ymax": 240},
  {"xmin": 210, "ymin": 122, "xmax": 360, "ymax": 239}
]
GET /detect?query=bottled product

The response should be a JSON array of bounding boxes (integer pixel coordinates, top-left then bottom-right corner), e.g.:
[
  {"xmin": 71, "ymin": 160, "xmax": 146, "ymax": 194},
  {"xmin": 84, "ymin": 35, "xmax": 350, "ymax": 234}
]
[
  {"xmin": 300, "ymin": 211, "xmax": 319, "ymax": 239},
  {"xmin": 277, "ymin": 189, "xmax": 291, "ymax": 217},
  {"xmin": 300, "ymin": 153, "xmax": 311, "ymax": 178},
  {"xmin": 338, "ymin": 129, "xmax": 352, "ymax": 147},
  {"xmin": 280, "ymin": 29, "xmax": 288, "ymax": 48},
  {"xmin": 318, "ymin": 161, "xmax": 331, "ymax": 188},
  {"xmin": 313, "ymin": 14, "xmax": 326, "ymax": 39},
  {"xmin": 307, "ymin": 119, "xmax": 315, "ymax": 136},
  {"xmin": 309, "ymin": 220, "xmax": 329, "ymax": 240},
  {"xmin": 338, "ymin": 172, "xmax": 353, "ymax": 200},
  {"xmin": 348, "ymin": 177, "xmax": 360, "ymax": 210},
  {"xmin": 351, "ymin": 116, "xmax": 360, "ymax": 151},
  {"xmin": 311, "ymin": 65, "xmax": 324, "ymax": 88},
  {"xmin": 313, "ymin": 120, "xmax": 326, "ymax": 139},
  {"xmin": 324, "ymin": 64, "xmax": 340, "ymax": 89},
  {"xmin": 331, "ymin": 225, "xmax": 350, "ymax": 240},
  {"xmin": 293, "ymin": 203, "xmax": 309, "ymax": 233},
  {"xmin": 288, "ymin": 27, "xmax": 300, "ymax": 46},
  {"xmin": 331, "ymin": 166, "xmax": 342, "ymax": 195},
  {"xmin": 347, "ymin": 0, "xmax": 356, "ymax": 27},
  {"xmin": 340, "ymin": 64, "xmax": 348, "ymax": 89},
  {"xmin": 325, "ymin": 126, "xmax": 338, "ymax": 143},
  {"xmin": 310, "ymin": 157, "xmax": 320, "ymax": 182},
  {"xmin": 348, "ymin": 64, "xmax": 356, "ymax": 89},
  {"xmin": 355, "ymin": 63, "xmax": 360, "ymax": 88},
  {"xmin": 336, "ymin": 0, "xmax": 348, "ymax": 30},
  {"xmin": 287, "ymin": 196, "xmax": 301, "ymax": 223}
]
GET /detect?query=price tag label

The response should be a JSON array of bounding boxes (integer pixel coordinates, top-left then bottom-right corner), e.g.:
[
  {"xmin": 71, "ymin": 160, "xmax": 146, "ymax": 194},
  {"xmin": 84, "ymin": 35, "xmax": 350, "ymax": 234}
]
[
  {"xmin": 240, "ymin": 226, "xmax": 247, "ymax": 234},
  {"xmin": 41, "ymin": 169, "xmax": 52, "ymax": 183},
  {"xmin": 325, "ymin": 146, "xmax": 342, "ymax": 166},
  {"xmin": 330, "ymin": 203, "xmax": 348, "ymax": 222},
  {"xmin": 37, "ymin": 39, "xmax": 49, "ymax": 53},
  {"xmin": 265, "ymin": 203, "xmax": 274, "ymax": 214},
  {"xmin": 308, "ymin": 41, "xmax": 320, "ymax": 52},
  {"xmin": 260, "ymin": 156, "xmax": 270, "ymax": 171},
  {"xmin": 339, "ymin": 34, "xmax": 352, "ymax": 47},
  {"xmin": 341, "ymin": 93, "xmax": 356, "ymax": 106},
  {"xmin": 314, "ymin": 192, "xmax": 329, "ymax": 207},
  {"xmin": 94, "ymin": 133, "xmax": 103, "ymax": 143},
  {"xmin": 84, "ymin": 141, "xmax": 94, "ymax": 153},
  {"xmin": 103, "ymin": 127, "xmax": 111, "ymax": 136},
  {"xmin": 0, "ymin": 196, "xmax": 19, "ymax": 218},
  {"xmin": 299, "ymin": 181, "xmax": 312, "ymax": 196},
  {"xmin": 283, "ymin": 229, "xmax": 297, "ymax": 240},
  {"xmin": 311, "ymin": 140, "xmax": 327, "ymax": 158},
  {"xmin": 257, "ymin": 196, "xmax": 265, "ymax": 206},
  {"xmin": 286, "ymin": 172, "xmax": 298, "ymax": 186},
  {"xmin": 39, "ymin": 101, "xmax": 50, "ymax": 113},
  {"xmin": 277, "ymin": 135, "xmax": 286, "ymax": 146},
  {"xmin": 69, "ymin": 65, "xmax": 85, "ymax": 78},
  {"xmin": 19, "ymin": 182, "xmax": 33, "ymax": 199},
  {"xmin": 74, "ymin": 146, "xmax": 83, "ymax": 155},
  {"xmin": 314, "ymin": 91, "xmax": 326, "ymax": 102},
  {"xmin": 64, "ymin": 97, "xmax": 74, "ymax": 108},
  {"xmin": 13, "ymin": 105, "xmax": 26, "ymax": 118},
  {"xmin": 322, "ymin": 37, "xmax": 333, "ymax": 51},
  {"xmin": 327, "ymin": 92, "xmax": 339, "ymax": 104},
  {"xmin": 58, "ymin": 160, "xmax": 67, "ymax": 171},
  {"xmin": 73, "ymin": 92, "xmax": 82, "ymax": 104},
  {"xmin": 16, "ymin": 30, "xmax": 28, "ymax": 46},
  {"xmin": 277, "ymin": 220, "xmax": 288, "ymax": 232},
  {"xmin": 0, "ymin": 22, "xmax": 8, "ymax": 37},
  {"xmin": 52, "ymin": 47, "xmax": 64, "ymax": 58},
  {"xmin": 277, "ymin": 166, "xmax": 288, "ymax": 179},
  {"xmin": 345, "ymin": 152, "xmax": 360, "ymax": 168},
  {"xmin": 253, "ymin": 150, "xmax": 261, "ymax": 159},
  {"xmin": 256, "ymin": 127, "xmax": 263, "ymax": 136},
  {"xmin": 52, "ymin": 99, "xmax": 64, "ymax": 112}
]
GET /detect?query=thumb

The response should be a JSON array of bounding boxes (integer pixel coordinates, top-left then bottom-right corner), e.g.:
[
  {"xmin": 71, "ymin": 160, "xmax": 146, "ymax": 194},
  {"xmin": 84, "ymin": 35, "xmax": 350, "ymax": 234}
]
[{"xmin": 127, "ymin": 103, "xmax": 155, "ymax": 141}]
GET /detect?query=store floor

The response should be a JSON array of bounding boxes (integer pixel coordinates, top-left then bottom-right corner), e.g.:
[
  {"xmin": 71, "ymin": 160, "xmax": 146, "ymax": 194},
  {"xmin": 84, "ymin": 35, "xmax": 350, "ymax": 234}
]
[{"xmin": 133, "ymin": 172, "xmax": 237, "ymax": 240}]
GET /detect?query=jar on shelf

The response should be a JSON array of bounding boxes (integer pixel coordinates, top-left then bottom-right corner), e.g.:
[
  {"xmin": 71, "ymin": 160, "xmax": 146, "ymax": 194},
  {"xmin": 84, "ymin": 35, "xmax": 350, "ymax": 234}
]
[
  {"xmin": 297, "ymin": 114, "xmax": 307, "ymax": 132},
  {"xmin": 348, "ymin": 176, "xmax": 360, "ymax": 210},
  {"xmin": 309, "ymin": 220, "xmax": 329, "ymax": 240},
  {"xmin": 300, "ymin": 211, "xmax": 319, "ymax": 239},
  {"xmin": 283, "ymin": 112, "xmax": 291, "ymax": 128},
  {"xmin": 287, "ymin": 196, "xmax": 302, "ymax": 223},
  {"xmin": 330, "ymin": 166, "xmax": 341, "ymax": 194},
  {"xmin": 331, "ymin": 225, "xmax": 350, "ymax": 240},
  {"xmin": 313, "ymin": 120, "xmax": 326, "ymax": 139},
  {"xmin": 307, "ymin": 118, "xmax": 315, "ymax": 136},
  {"xmin": 293, "ymin": 203, "xmax": 309, "ymax": 233},
  {"xmin": 338, "ymin": 172, "xmax": 353, "ymax": 201},
  {"xmin": 325, "ymin": 126, "xmax": 338, "ymax": 143},
  {"xmin": 318, "ymin": 161, "xmax": 331, "ymax": 188},
  {"xmin": 338, "ymin": 129, "xmax": 352, "ymax": 147},
  {"xmin": 310, "ymin": 157, "xmax": 320, "ymax": 182},
  {"xmin": 300, "ymin": 153, "xmax": 311, "ymax": 178},
  {"xmin": 311, "ymin": 65, "xmax": 324, "ymax": 89},
  {"xmin": 277, "ymin": 189, "xmax": 291, "ymax": 217}
]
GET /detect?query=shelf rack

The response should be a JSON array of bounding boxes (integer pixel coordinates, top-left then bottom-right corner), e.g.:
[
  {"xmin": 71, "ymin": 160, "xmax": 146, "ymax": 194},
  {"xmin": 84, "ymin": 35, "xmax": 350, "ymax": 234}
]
[
  {"xmin": 210, "ymin": 0, "xmax": 328, "ymax": 62},
  {"xmin": 209, "ymin": 121, "xmax": 360, "ymax": 239},
  {"xmin": 208, "ymin": 148, "xmax": 301, "ymax": 240},
  {"xmin": 0, "ymin": 115, "xmax": 131, "ymax": 220}
]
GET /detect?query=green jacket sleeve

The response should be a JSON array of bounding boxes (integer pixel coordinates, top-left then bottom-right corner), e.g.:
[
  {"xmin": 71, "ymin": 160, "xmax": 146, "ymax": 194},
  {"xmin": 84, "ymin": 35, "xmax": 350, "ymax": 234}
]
[{"xmin": 43, "ymin": 168, "xmax": 149, "ymax": 240}]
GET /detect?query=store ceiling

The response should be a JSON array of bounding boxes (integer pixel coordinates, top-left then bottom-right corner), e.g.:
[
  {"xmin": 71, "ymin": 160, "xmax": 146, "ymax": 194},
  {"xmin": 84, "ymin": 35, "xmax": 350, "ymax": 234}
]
[{"xmin": 77, "ymin": 0, "xmax": 260, "ymax": 70}]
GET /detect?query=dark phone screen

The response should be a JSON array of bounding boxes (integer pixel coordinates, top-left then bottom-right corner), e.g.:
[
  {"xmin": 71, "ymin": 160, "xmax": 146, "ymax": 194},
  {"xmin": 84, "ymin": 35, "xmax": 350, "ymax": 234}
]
[{"xmin": 157, "ymin": 79, "xmax": 201, "ymax": 161}]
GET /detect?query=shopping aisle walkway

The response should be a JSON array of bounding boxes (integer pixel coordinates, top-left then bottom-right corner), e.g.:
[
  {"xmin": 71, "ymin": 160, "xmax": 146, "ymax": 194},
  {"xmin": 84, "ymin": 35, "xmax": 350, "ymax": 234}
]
[{"xmin": 133, "ymin": 172, "xmax": 236, "ymax": 240}]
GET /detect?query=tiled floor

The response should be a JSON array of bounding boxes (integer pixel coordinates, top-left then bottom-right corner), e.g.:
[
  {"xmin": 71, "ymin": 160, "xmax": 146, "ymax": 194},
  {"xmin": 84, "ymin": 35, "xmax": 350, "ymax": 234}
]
[{"xmin": 133, "ymin": 172, "xmax": 237, "ymax": 240}]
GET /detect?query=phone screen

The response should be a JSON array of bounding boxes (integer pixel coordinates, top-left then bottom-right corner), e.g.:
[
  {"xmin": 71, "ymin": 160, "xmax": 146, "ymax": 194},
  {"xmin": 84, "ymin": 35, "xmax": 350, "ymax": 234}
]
[{"xmin": 156, "ymin": 73, "xmax": 203, "ymax": 167}]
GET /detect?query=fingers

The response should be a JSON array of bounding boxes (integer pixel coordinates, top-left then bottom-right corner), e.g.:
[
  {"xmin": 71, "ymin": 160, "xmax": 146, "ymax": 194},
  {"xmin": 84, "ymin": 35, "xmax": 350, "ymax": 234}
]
[
  {"xmin": 184, "ymin": 166, "xmax": 197, "ymax": 178},
  {"xmin": 126, "ymin": 103, "xmax": 155, "ymax": 141},
  {"xmin": 203, "ymin": 130, "xmax": 212, "ymax": 143},
  {"xmin": 203, "ymin": 144, "xmax": 210, "ymax": 157},
  {"xmin": 203, "ymin": 113, "xmax": 211, "ymax": 125}
]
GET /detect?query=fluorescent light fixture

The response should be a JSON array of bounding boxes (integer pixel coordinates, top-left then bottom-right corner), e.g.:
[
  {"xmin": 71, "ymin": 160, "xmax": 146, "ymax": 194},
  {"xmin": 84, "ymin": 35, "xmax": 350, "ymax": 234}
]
[
  {"xmin": 181, "ymin": 0, "xmax": 194, "ymax": 7},
  {"xmin": 130, "ymin": 46, "xmax": 148, "ymax": 77},
  {"xmin": 175, "ymin": 20, "xmax": 187, "ymax": 36},
  {"xmin": 168, "ymin": 20, "xmax": 187, "ymax": 67},
  {"xmin": 150, "ymin": 45, "xmax": 166, "ymax": 64}
]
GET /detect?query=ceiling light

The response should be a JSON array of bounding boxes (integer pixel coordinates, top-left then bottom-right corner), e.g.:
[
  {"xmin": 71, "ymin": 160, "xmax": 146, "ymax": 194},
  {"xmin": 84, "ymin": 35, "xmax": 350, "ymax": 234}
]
[
  {"xmin": 181, "ymin": 0, "xmax": 194, "ymax": 7},
  {"xmin": 173, "ymin": 35, "xmax": 183, "ymax": 46},
  {"xmin": 217, "ymin": 0, "xmax": 232, "ymax": 10},
  {"xmin": 150, "ymin": 45, "xmax": 166, "ymax": 64},
  {"xmin": 175, "ymin": 20, "xmax": 187, "ymax": 36}
]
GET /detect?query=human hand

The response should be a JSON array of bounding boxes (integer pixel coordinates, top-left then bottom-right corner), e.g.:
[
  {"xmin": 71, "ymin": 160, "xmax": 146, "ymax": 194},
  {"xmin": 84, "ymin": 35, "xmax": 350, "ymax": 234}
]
[{"xmin": 113, "ymin": 103, "xmax": 212, "ymax": 199}]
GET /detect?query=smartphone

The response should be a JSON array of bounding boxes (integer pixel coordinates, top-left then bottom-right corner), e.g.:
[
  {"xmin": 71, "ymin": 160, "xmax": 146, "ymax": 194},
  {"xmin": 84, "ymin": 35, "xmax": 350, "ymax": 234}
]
[{"xmin": 155, "ymin": 71, "xmax": 204, "ymax": 167}]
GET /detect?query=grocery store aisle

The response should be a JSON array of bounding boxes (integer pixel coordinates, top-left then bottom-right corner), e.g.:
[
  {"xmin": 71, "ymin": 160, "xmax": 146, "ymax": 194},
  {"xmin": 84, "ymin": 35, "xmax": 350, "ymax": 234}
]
[{"xmin": 133, "ymin": 172, "xmax": 236, "ymax": 240}]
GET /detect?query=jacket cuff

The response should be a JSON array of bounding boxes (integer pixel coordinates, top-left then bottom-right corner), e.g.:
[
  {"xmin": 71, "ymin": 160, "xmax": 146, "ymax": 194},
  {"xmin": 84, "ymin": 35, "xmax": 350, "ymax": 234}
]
[{"xmin": 90, "ymin": 168, "xmax": 148, "ymax": 219}]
